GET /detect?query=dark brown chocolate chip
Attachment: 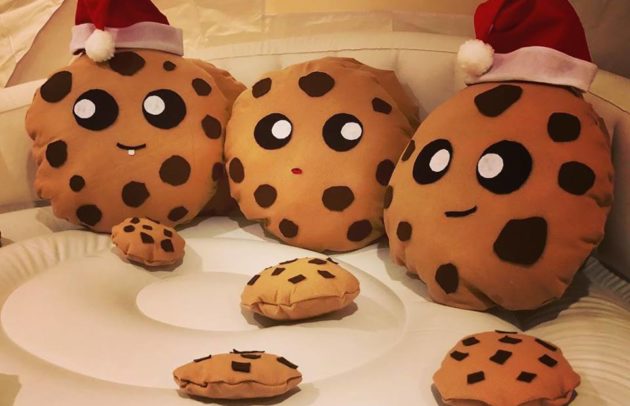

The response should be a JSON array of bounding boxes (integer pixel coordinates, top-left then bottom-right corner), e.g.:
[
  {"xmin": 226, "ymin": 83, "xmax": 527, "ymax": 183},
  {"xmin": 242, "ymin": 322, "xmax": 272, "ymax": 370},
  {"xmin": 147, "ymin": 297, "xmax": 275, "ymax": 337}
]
[
  {"xmin": 280, "ymin": 259, "xmax": 297, "ymax": 265},
  {"xmin": 241, "ymin": 353, "xmax": 262, "ymax": 360},
  {"xmin": 474, "ymin": 84, "xmax": 523, "ymax": 117},
  {"xmin": 548, "ymin": 112, "xmax": 581, "ymax": 142},
  {"xmin": 142, "ymin": 225, "xmax": 153, "ymax": 230},
  {"xmin": 467, "ymin": 371, "xmax": 485, "ymax": 384},
  {"xmin": 308, "ymin": 258, "xmax": 327, "ymax": 265},
  {"xmin": 76, "ymin": 205, "xmax": 102, "ymax": 227},
  {"xmin": 232, "ymin": 349, "xmax": 265, "ymax": 354},
  {"xmin": 109, "ymin": 52, "xmax": 146, "ymax": 76},
  {"xmin": 212, "ymin": 162, "xmax": 225, "ymax": 181},
  {"xmin": 123, "ymin": 225, "xmax": 135, "ymax": 233},
  {"xmin": 384, "ymin": 185, "xmax": 393, "ymax": 209},
  {"xmin": 247, "ymin": 274, "xmax": 260, "ymax": 286},
  {"xmin": 231, "ymin": 361, "xmax": 251, "ymax": 373},
  {"xmin": 493, "ymin": 217, "xmax": 547, "ymax": 266},
  {"xmin": 69, "ymin": 175, "xmax": 85, "ymax": 192},
  {"xmin": 435, "ymin": 264, "xmax": 459, "ymax": 294},
  {"xmin": 163, "ymin": 61, "xmax": 176, "ymax": 71},
  {"xmin": 288, "ymin": 274, "xmax": 306, "ymax": 284},
  {"xmin": 490, "ymin": 350, "xmax": 513, "ymax": 365},
  {"xmin": 159, "ymin": 155, "xmax": 191, "ymax": 186},
  {"xmin": 277, "ymin": 357, "xmax": 298, "ymax": 369},
  {"xmin": 202, "ymin": 115, "xmax": 222, "ymax": 139},
  {"xmin": 130, "ymin": 217, "xmax": 140, "ymax": 224},
  {"xmin": 376, "ymin": 159, "xmax": 395, "ymax": 185},
  {"xmin": 327, "ymin": 257, "xmax": 338, "ymax": 264},
  {"xmin": 516, "ymin": 371, "xmax": 537, "ymax": 383},
  {"xmin": 46, "ymin": 140, "xmax": 68, "ymax": 168},
  {"xmin": 401, "ymin": 140, "xmax": 415, "ymax": 162},
  {"xmin": 228, "ymin": 158, "xmax": 245, "ymax": 183},
  {"xmin": 322, "ymin": 186, "xmax": 355, "ymax": 211},
  {"xmin": 372, "ymin": 97, "xmax": 392, "ymax": 114},
  {"xmin": 122, "ymin": 181, "xmax": 150, "ymax": 208},
  {"xmin": 168, "ymin": 206, "xmax": 189, "ymax": 222},
  {"xmin": 193, "ymin": 354, "xmax": 212, "ymax": 362},
  {"xmin": 347, "ymin": 220, "xmax": 372, "ymax": 242},
  {"xmin": 499, "ymin": 336, "xmax": 523, "ymax": 345},
  {"xmin": 450, "ymin": 351, "xmax": 468, "ymax": 361},
  {"xmin": 252, "ymin": 78, "xmax": 272, "ymax": 98},
  {"xmin": 396, "ymin": 221, "xmax": 412, "ymax": 241},
  {"xmin": 254, "ymin": 184, "xmax": 278, "ymax": 208},
  {"xmin": 164, "ymin": 229, "xmax": 173, "ymax": 238},
  {"xmin": 271, "ymin": 267, "xmax": 285, "ymax": 276},
  {"xmin": 192, "ymin": 78, "xmax": 212, "ymax": 96},
  {"xmin": 558, "ymin": 161, "xmax": 595, "ymax": 195},
  {"xmin": 535, "ymin": 338, "xmax": 558, "ymax": 352},
  {"xmin": 161, "ymin": 239, "xmax": 174, "ymax": 252},
  {"xmin": 538, "ymin": 354, "xmax": 558, "ymax": 367},
  {"xmin": 317, "ymin": 270, "xmax": 336, "ymax": 279},
  {"xmin": 40, "ymin": 71, "xmax": 72, "ymax": 103},
  {"xmin": 140, "ymin": 232, "xmax": 154, "ymax": 244},
  {"xmin": 279, "ymin": 219, "xmax": 299, "ymax": 238},
  {"xmin": 495, "ymin": 330, "xmax": 518, "ymax": 334},
  {"xmin": 462, "ymin": 337, "xmax": 479, "ymax": 346},
  {"xmin": 299, "ymin": 71, "xmax": 335, "ymax": 97}
]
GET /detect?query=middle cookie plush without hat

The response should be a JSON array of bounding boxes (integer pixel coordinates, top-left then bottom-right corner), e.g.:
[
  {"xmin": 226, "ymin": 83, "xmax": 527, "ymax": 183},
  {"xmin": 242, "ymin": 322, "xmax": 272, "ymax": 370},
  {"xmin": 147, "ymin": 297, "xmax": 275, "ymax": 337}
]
[{"xmin": 225, "ymin": 57, "xmax": 419, "ymax": 252}]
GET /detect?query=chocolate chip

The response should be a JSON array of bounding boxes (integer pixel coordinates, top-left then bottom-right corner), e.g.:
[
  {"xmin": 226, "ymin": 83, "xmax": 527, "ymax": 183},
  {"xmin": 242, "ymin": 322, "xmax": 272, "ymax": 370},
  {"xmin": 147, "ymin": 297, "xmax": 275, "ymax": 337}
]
[
  {"xmin": 279, "ymin": 219, "xmax": 298, "ymax": 238},
  {"xmin": 396, "ymin": 221, "xmax": 412, "ymax": 241},
  {"xmin": 142, "ymin": 225, "xmax": 153, "ymax": 230},
  {"xmin": 322, "ymin": 186, "xmax": 355, "ymax": 211},
  {"xmin": 231, "ymin": 361, "xmax": 251, "ymax": 373},
  {"xmin": 130, "ymin": 218, "xmax": 140, "ymax": 224},
  {"xmin": 347, "ymin": 220, "xmax": 372, "ymax": 242},
  {"xmin": 376, "ymin": 159, "xmax": 395, "ymax": 185},
  {"xmin": 46, "ymin": 140, "xmax": 68, "ymax": 168},
  {"xmin": 462, "ymin": 337, "xmax": 479, "ymax": 346},
  {"xmin": 168, "ymin": 206, "xmax": 188, "ymax": 222},
  {"xmin": 558, "ymin": 161, "xmax": 595, "ymax": 195},
  {"xmin": 499, "ymin": 336, "xmax": 522, "ymax": 344},
  {"xmin": 271, "ymin": 267, "xmax": 285, "ymax": 276},
  {"xmin": 308, "ymin": 258, "xmax": 327, "ymax": 265},
  {"xmin": 490, "ymin": 350, "xmax": 512, "ymax": 365},
  {"xmin": 192, "ymin": 78, "xmax": 212, "ymax": 96},
  {"xmin": 140, "ymin": 232, "xmax": 154, "ymax": 244},
  {"xmin": 161, "ymin": 239, "xmax": 174, "ymax": 252},
  {"xmin": 254, "ymin": 184, "xmax": 278, "ymax": 208},
  {"xmin": 548, "ymin": 112, "xmax": 581, "ymax": 142},
  {"xmin": 123, "ymin": 225, "xmax": 135, "ymax": 233},
  {"xmin": 69, "ymin": 175, "xmax": 85, "ymax": 192},
  {"xmin": 122, "ymin": 181, "xmax": 150, "ymax": 208},
  {"xmin": 202, "ymin": 115, "xmax": 222, "ymax": 139},
  {"xmin": 435, "ymin": 264, "xmax": 459, "ymax": 294},
  {"xmin": 109, "ymin": 52, "xmax": 145, "ymax": 76},
  {"xmin": 277, "ymin": 357, "xmax": 298, "ymax": 369},
  {"xmin": 495, "ymin": 330, "xmax": 518, "ymax": 334},
  {"xmin": 247, "ymin": 275, "xmax": 260, "ymax": 286},
  {"xmin": 516, "ymin": 371, "xmax": 537, "ymax": 383},
  {"xmin": 318, "ymin": 270, "xmax": 336, "ymax": 279},
  {"xmin": 401, "ymin": 140, "xmax": 415, "ymax": 162},
  {"xmin": 229, "ymin": 158, "xmax": 245, "ymax": 183},
  {"xmin": 467, "ymin": 371, "xmax": 485, "ymax": 384},
  {"xmin": 450, "ymin": 351, "xmax": 469, "ymax": 361},
  {"xmin": 212, "ymin": 162, "xmax": 225, "ymax": 181},
  {"xmin": 193, "ymin": 354, "xmax": 212, "ymax": 362},
  {"xmin": 474, "ymin": 84, "xmax": 523, "ymax": 117},
  {"xmin": 384, "ymin": 185, "xmax": 394, "ymax": 209},
  {"xmin": 76, "ymin": 205, "xmax": 102, "ymax": 227},
  {"xmin": 493, "ymin": 217, "xmax": 547, "ymax": 265},
  {"xmin": 327, "ymin": 257, "xmax": 338, "ymax": 264},
  {"xmin": 241, "ymin": 353, "xmax": 262, "ymax": 360},
  {"xmin": 163, "ymin": 61, "xmax": 176, "ymax": 71},
  {"xmin": 538, "ymin": 354, "xmax": 558, "ymax": 367},
  {"xmin": 372, "ymin": 97, "xmax": 392, "ymax": 114},
  {"xmin": 535, "ymin": 338, "xmax": 558, "ymax": 352},
  {"xmin": 299, "ymin": 71, "xmax": 335, "ymax": 97},
  {"xmin": 288, "ymin": 274, "xmax": 306, "ymax": 284},
  {"xmin": 40, "ymin": 71, "xmax": 72, "ymax": 103},
  {"xmin": 252, "ymin": 78, "xmax": 272, "ymax": 98},
  {"xmin": 279, "ymin": 259, "xmax": 297, "ymax": 265},
  {"xmin": 164, "ymin": 229, "xmax": 173, "ymax": 238},
  {"xmin": 159, "ymin": 156, "xmax": 191, "ymax": 186}
]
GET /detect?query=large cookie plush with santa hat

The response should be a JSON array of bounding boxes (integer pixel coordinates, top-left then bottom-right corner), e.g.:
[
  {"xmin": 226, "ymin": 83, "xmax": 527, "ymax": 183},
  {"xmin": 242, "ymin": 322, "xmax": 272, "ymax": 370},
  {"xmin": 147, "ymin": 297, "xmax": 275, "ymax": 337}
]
[
  {"xmin": 384, "ymin": 0, "xmax": 614, "ymax": 310},
  {"xmin": 26, "ymin": 0, "xmax": 244, "ymax": 265},
  {"xmin": 225, "ymin": 57, "xmax": 419, "ymax": 252}
]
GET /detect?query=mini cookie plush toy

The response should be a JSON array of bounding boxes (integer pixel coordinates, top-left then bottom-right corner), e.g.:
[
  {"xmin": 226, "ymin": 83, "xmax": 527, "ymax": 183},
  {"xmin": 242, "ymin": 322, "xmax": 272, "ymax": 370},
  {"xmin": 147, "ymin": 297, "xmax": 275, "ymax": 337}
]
[
  {"xmin": 433, "ymin": 331, "xmax": 580, "ymax": 406},
  {"xmin": 174, "ymin": 350, "xmax": 302, "ymax": 399},
  {"xmin": 225, "ymin": 57, "xmax": 419, "ymax": 252},
  {"xmin": 25, "ymin": 0, "xmax": 244, "ymax": 265},
  {"xmin": 241, "ymin": 257, "xmax": 360, "ymax": 320},
  {"xmin": 385, "ymin": 0, "xmax": 613, "ymax": 310}
]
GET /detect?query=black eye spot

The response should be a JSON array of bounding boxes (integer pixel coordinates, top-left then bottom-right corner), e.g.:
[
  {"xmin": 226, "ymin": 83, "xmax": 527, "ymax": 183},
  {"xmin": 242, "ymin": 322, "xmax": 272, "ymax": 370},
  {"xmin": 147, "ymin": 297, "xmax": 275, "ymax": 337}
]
[
  {"xmin": 322, "ymin": 113, "xmax": 363, "ymax": 152},
  {"xmin": 413, "ymin": 139, "xmax": 452, "ymax": 185},
  {"xmin": 477, "ymin": 141, "xmax": 532, "ymax": 194},
  {"xmin": 142, "ymin": 89, "xmax": 187, "ymax": 129},
  {"xmin": 254, "ymin": 113, "xmax": 292, "ymax": 150},
  {"xmin": 73, "ymin": 89, "xmax": 119, "ymax": 131}
]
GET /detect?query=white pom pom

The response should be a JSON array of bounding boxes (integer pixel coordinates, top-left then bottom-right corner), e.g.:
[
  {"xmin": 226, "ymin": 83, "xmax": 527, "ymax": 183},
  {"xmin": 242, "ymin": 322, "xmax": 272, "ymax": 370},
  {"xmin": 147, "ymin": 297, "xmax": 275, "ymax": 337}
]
[
  {"xmin": 457, "ymin": 39, "xmax": 494, "ymax": 77},
  {"xmin": 85, "ymin": 29, "xmax": 115, "ymax": 62}
]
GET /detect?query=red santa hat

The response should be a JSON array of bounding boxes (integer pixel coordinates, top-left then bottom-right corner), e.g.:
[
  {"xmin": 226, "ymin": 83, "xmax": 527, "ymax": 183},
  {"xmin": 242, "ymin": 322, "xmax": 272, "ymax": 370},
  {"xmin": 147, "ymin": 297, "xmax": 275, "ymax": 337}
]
[
  {"xmin": 457, "ymin": 0, "xmax": 597, "ymax": 92},
  {"xmin": 70, "ymin": 0, "xmax": 183, "ymax": 63}
]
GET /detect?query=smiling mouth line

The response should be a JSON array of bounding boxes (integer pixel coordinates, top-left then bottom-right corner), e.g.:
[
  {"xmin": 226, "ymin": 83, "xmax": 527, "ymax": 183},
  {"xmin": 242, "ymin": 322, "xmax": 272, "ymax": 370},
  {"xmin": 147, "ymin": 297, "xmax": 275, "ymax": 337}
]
[
  {"xmin": 445, "ymin": 206, "xmax": 478, "ymax": 218},
  {"xmin": 116, "ymin": 143, "xmax": 147, "ymax": 156}
]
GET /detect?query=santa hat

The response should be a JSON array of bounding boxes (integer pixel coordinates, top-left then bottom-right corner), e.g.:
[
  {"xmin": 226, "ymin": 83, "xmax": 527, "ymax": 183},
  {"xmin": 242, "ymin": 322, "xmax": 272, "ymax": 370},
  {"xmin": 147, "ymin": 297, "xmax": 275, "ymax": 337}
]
[
  {"xmin": 457, "ymin": 0, "xmax": 597, "ymax": 92},
  {"xmin": 70, "ymin": 0, "xmax": 183, "ymax": 63}
]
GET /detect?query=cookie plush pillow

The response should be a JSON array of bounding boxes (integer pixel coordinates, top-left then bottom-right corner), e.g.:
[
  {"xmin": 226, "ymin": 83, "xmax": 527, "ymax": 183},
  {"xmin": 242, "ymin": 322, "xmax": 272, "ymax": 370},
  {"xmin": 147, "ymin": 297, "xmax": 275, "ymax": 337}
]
[
  {"xmin": 25, "ymin": 1, "xmax": 244, "ymax": 265},
  {"xmin": 225, "ymin": 57, "xmax": 419, "ymax": 252},
  {"xmin": 384, "ymin": 0, "xmax": 614, "ymax": 310}
]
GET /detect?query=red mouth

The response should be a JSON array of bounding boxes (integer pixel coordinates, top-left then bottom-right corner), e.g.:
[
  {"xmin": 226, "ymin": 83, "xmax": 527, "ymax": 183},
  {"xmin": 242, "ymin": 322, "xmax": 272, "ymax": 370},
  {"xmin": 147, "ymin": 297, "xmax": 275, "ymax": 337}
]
[{"xmin": 291, "ymin": 168, "xmax": 303, "ymax": 175}]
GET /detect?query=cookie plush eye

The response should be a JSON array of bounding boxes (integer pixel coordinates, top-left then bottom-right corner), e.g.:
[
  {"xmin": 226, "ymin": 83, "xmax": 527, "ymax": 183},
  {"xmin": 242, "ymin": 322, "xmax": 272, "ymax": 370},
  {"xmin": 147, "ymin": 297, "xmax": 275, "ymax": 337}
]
[
  {"xmin": 323, "ymin": 113, "xmax": 363, "ymax": 152},
  {"xmin": 73, "ymin": 89, "xmax": 119, "ymax": 131},
  {"xmin": 477, "ymin": 140, "xmax": 532, "ymax": 194},
  {"xmin": 142, "ymin": 89, "xmax": 187, "ymax": 129},
  {"xmin": 254, "ymin": 113, "xmax": 293, "ymax": 150},
  {"xmin": 413, "ymin": 139, "xmax": 453, "ymax": 184}
]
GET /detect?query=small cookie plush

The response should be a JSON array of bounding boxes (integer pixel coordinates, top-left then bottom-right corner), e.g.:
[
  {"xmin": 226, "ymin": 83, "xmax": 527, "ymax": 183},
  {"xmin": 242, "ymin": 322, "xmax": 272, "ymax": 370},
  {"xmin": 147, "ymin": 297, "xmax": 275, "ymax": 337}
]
[
  {"xmin": 173, "ymin": 350, "xmax": 302, "ymax": 399},
  {"xmin": 433, "ymin": 331, "xmax": 580, "ymax": 406},
  {"xmin": 241, "ymin": 257, "xmax": 360, "ymax": 320},
  {"xmin": 112, "ymin": 217, "xmax": 184, "ymax": 266}
]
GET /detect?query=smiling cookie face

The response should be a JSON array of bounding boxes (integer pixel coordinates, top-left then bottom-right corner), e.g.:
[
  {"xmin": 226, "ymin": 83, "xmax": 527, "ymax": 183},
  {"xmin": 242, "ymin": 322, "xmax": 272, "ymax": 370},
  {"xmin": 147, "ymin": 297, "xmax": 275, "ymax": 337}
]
[
  {"xmin": 26, "ymin": 50, "xmax": 244, "ymax": 232},
  {"xmin": 385, "ymin": 82, "xmax": 613, "ymax": 310},
  {"xmin": 225, "ymin": 57, "xmax": 418, "ymax": 252}
]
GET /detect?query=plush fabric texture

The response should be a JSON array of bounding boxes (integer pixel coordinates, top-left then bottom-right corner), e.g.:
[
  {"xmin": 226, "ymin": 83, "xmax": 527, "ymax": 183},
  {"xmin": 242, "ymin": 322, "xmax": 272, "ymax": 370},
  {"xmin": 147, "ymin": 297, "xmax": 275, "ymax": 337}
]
[
  {"xmin": 25, "ymin": 50, "xmax": 244, "ymax": 233},
  {"xmin": 241, "ymin": 257, "xmax": 360, "ymax": 320},
  {"xmin": 173, "ymin": 350, "xmax": 302, "ymax": 399},
  {"xmin": 225, "ymin": 57, "xmax": 419, "ymax": 252},
  {"xmin": 433, "ymin": 331, "xmax": 580, "ymax": 406},
  {"xmin": 385, "ymin": 82, "xmax": 613, "ymax": 311},
  {"xmin": 111, "ymin": 217, "xmax": 184, "ymax": 266}
]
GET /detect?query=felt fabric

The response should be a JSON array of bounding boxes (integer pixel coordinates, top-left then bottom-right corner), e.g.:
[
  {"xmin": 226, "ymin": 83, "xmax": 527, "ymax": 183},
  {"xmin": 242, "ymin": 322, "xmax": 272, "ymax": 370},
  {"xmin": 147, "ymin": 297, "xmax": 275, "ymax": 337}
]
[
  {"xmin": 433, "ymin": 331, "xmax": 580, "ymax": 406},
  {"xmin": 173, "ymin": 351, "xmax": 302, "ymax": 400},
  {"xmin": 225, "ymin": 57, "xmax": 419, "ymax": 252},
  {"xmin": 111, "ymin": 217, "xmax": 184, "ymax": 266},
  {"xmin": 241, "ymin": 257, "xmax": 360, "ymax": 320},
  {"xmin": 385, "ymin": 81, "xmax": 613, "ymax": 311},
  {"xmin": 25, "ymin": 49, "xmax": 245, "ymax": 233}
]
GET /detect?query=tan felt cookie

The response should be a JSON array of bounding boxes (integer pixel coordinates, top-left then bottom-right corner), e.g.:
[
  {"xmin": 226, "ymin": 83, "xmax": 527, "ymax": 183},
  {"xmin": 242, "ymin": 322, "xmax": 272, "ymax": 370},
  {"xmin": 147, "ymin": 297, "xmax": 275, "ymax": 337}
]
[
  {"xmin": 112, "ymin": 217, "xmax": 184, "ymax": 266},
  {"xmin": 225, "ymin": 56, "xmax": 419, "ymax": 252},
  {"xmin": 173, "ymin": 350, "xmax": 302, "ymax": 399},
  {"xmin": 241, "ymin": 257, "xmax": 360, "ymax": 320},
  {"xmin": 433, "ymin": 331, "xmax": 580, "ymax": 406}
]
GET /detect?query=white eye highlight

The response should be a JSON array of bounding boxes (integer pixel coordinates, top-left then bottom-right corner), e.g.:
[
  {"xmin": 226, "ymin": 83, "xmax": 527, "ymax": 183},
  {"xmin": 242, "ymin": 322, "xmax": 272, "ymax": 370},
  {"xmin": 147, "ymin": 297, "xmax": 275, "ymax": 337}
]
[
  {"xmin": 340, "ymin": 122, "xmax": 363, "ymax": 141},
  {"xmin": 271, "ymin": 119, "xmax": 292, "ymax": 139},
  {"xmin": 143, "ymin": 95, "xmax": 166, "ymax": 116},
  {"xmin": 73, "ymin": 99, "xmax": 96, "ymax": 119},
  {"xmin": 477, "ymin": 153, "xmax": 504, "ymax": 179},
  {"xmin": 429, "ymin": 149, "xmax": 451, "ymax": 173}
]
